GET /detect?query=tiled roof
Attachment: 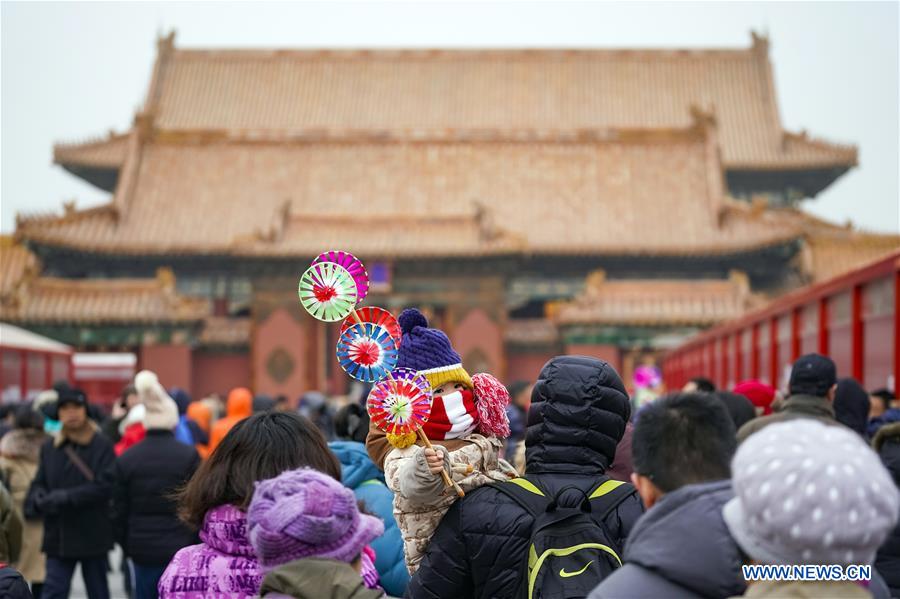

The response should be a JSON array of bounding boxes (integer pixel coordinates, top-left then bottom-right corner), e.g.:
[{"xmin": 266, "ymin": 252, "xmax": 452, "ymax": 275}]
[
  {"xmin": 0, "ymin": 237, "xmax": 39, "ymax": 298},
  {"xmin": 791, "ymin": 213, "xmax": 900, "ymax": 282},
  {"xmin": 17, "ymin": 127, "xmax": 803, "ymax": 257},
  {"xmin": 141, "ymin": 33, "xmax": 855, "ymax": 170},
  {"xmin": 551, "ymin": 270, "xmax": 763, "ymax": 326},
  {"xmin": 0, "ymin": 268, "xmax": 209, "ymax": 324},
  {"xmin": 505, "ymin": 319, "xmax": 560, "ymax": 345},
  {"xmin": 199, "ymin": 316, "xmax": 251, "ymax": 346},
  {"xmin": 54, "ymin": 132, "xmax": 129, "ymax": 168}
]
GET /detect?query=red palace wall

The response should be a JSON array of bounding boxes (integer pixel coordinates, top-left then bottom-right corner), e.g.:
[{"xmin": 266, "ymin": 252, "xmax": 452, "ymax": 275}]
[
  {"xmin": 254, "ymin": 307, "xmax": 310, "ymax": 398},
  {"xmin": 451, "ymin": 308, "xmax": 504, "ymax": 379},
  {"xmin": 192, "ymin": 351, "xmax": 251, "ymax": 399},
  {"xmin": 565, "ymin": 344, "xmax": 622, "ymax": 374},
  {"xmin": 139, "ymin": 344, "xmax": 192, "ymax": 390},
  {"xmin": 506, "ymin": 351, "xmax": 555, "ymax": 384}
]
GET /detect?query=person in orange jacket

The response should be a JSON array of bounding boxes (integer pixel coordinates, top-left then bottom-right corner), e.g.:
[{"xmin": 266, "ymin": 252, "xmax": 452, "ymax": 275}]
[
  {"xmin": 186, "ymin": 401, "xmax": 214, "ymax": 459},
  {"xmin": 208, "ymin": 388, "xmax": 253, "ymax": 455}
]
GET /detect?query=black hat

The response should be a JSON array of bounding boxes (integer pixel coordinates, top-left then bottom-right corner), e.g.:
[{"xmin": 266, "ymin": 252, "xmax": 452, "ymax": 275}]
[
  {"xmin": 789, "ymin": 353, "xmax": 837, "ymax": 398},
  {"xmin": 56, "ymin": 388, "xmax": 87, "ymax": 410}
]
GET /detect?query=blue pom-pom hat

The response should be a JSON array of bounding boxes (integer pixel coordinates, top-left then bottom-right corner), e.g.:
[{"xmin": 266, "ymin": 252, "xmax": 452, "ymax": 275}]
[{"xmin": 396, "ymin": 308, "xmax": 473, "ymax": 390}]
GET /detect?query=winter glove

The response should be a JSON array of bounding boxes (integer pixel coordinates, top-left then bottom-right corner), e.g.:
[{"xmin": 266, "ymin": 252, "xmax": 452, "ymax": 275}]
[{"xmin": 37, "ymin": 489, "xmax": 69, "ymax": 515}]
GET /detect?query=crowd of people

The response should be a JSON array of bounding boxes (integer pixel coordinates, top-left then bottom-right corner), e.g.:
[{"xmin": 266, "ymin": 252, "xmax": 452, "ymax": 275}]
[{"xmin": 0, "ymin": 309, "xmax": 897, "ymax": 599}]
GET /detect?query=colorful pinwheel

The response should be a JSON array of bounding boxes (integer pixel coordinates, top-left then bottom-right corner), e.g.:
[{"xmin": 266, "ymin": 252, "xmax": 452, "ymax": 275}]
[
  {"xmin": 340, "ymin": 307, "xmax": 402, "ymax": 348},
  {"xmin": 336, "ymin": 323, "xmax": 399, "ymax": 382},
  {"xmin": 298, "ymin": 261, "xmax": 358, "ymax": 322},
  {"xmin": 313, "ymin": 250, "xmax": 370, "ymax": 304},
  {"xmin": 367, "ymin": 376, "xmax": 433, "ymax": 436},
  {"xmin": 388, "ymin": 367, "xmax": 430, "ymax": 395}
]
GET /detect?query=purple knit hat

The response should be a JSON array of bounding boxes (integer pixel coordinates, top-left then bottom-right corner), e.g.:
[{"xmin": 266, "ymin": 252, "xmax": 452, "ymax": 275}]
[
  {"xmin": 247, "ymin": 468, "xmax": 384, "ymax": 570},
  {"xmin": 396, "ymin": 308, "xmax": 473, "ymax": 389}
]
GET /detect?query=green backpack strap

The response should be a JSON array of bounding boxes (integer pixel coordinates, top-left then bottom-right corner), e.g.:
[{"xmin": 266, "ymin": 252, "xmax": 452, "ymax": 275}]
[
  {"xmin": 589, "ymin": 478, "xmax": 636, "ymax": 523},
  {"xmin": 491, "ymin": 477, "xmax": 549, "ymax": 518}
]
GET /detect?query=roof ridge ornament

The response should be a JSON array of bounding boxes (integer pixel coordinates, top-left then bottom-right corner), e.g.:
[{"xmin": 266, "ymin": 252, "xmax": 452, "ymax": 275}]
[
  {"xmin": 157, "ymin": 30, "xmax": 176, "ymax": 55},
  {"xmin": 751, "ymin": 31, "xmax": 770, "ymax": 55},
  {"xmin": 689, "ymin": 104, "xmax": 718, "ymax": 130}
]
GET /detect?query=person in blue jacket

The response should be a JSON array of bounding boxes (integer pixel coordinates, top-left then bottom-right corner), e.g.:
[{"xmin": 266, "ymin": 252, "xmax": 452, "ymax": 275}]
[
  {"xmin": 169, "ymin": 388, "xmax": 209, "ymax": 448},
  {"xmin": 329, "ymin": 403, "xmax": 408, "ymax": 597}
]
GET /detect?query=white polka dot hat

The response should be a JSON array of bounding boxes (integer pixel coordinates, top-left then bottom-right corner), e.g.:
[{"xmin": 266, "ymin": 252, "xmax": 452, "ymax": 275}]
[{"xmin": 723, "ymin": 419, "xmax": 899, "ymax": 566}]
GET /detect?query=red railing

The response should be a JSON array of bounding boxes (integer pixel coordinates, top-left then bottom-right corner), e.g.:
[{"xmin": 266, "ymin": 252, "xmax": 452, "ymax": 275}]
[{"xmin": 663, "ymin": 250, "xmax": 900, "ymax": 392}]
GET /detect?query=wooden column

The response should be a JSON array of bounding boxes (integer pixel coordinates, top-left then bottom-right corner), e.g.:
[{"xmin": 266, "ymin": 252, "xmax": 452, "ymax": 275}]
[
  {"xmin": 19, "ymin": 349, "xmax": 28, "ymax": 401},
  {"xmin": 818, "ymin": 297, "xmax": 830, "ymax": 356},
  {"xmin": 751, "ymin": 323, "xmax": 760, "ymax": 380},
  {"xmin": 44, "ymin": 354, "xmax": 53, "ymax": 389},
  {"xmin": 791, "ymin": 307, "xmax": 801, "ymax": 361},
  {"xmin": 735, "ymin": 333, "xmax": 743, "ymax": 382},
  {"xmin": 851, "ymin": 284, "xmax": 864, "ymax": 384},
  {"xmin": 720, "ymin": 336, "xmax": 729, "ymax": 389},
  {"xmin": 770, "ymin": 317, "xmax": 779, "ymax": 388}
]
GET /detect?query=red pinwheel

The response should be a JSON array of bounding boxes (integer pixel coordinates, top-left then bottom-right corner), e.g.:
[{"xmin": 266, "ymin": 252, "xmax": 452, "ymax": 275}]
[
  {"xmin": 336, "ymin": 323, "xmax": 399, "ymax": 383},
  {"xmin": 366, "ymin": 376, "xmax": 433, "ymax": 436},
  {"xmin": 340, "ymin": 307, "xmax": 401, "ymax": 348}
]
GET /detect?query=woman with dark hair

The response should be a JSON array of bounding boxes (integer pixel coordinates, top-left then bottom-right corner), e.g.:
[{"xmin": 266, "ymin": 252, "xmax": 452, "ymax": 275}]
[{"xmin": 157, "ymin": 411, "xmax": 341, "ymax": 598}]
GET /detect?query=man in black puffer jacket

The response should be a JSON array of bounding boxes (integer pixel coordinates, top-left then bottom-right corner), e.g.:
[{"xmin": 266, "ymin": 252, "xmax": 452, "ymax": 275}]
[
  {"xmin": 111, "ymin": 371, "xmax": 201, "ymax": 599},
  {"xmin": 406, "ymin": 355, "xmax": 644, "ymax": 599},
  {"xmin": 874, "ymin": 421, "xmax": 900, "ymax": 596}
]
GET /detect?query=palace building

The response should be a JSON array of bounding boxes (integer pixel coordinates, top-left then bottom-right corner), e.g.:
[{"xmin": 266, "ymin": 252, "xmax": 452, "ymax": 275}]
[{"xmin": 3, "ymin": 31, "xmax": 897, "ymax": 401}]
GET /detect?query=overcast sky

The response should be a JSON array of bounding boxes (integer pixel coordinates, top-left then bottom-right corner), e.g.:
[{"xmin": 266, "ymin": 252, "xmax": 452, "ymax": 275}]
[{"xmin": 2, "ymin": 1, "xmax": 898, "ymax": 234}]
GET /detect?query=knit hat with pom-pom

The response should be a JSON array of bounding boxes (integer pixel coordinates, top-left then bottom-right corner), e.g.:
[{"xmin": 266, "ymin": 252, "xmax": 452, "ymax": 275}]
[
  {"xmin": 396, "ymin": 308, "xmax": 473, "ymax": 390},
  {"xmin": 134, "ymin": 370, "xmax": 179, "ymax": 431},
  {"xmin": 248, "ymin": 467, "xmax": 384, "ymax": 570}
]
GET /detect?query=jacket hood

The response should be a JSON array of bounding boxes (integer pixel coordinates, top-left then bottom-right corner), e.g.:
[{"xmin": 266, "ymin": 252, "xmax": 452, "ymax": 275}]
[
  {"xmin": 329, "ymin": 441, "xmax": 384, "ymax": 489},
  {"xmin": 525, "ymin": 355, "xmax": 630, "ymax": 475},
  {"xmin": 833, "ymin": 378, "xmax": 869, "ymax": 436},
  {"xmin": 200, "ymin": 504, "xmax": 256, "ymax": 558},
  {"xmin": 625, "ymin": 479, "xmax": 745, "ymax": 598},
  {"xmin": 260, "ymin": 558, "xmax": 382, "ymax": 599},
  {"xmin": 874, "ymin": 422, "xmax": 900, "ymax": 487},
  {"xmin": 187, "ymin": 401, "xmax": 212, "ymax": 433},
  {"xmin": 227, "ymin": 388, "xmax": 254, "ymax": 419},
  {"xmin": 170, "ymin": 387, "xmax": 192, "ymax": 415},
  {"xmin": 0, "ymin": 428, "xmax": 45, "ymax": 462}
]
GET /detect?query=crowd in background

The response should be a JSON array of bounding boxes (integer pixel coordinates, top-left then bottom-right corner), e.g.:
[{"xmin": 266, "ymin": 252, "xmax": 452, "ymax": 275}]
[{"xmin": 0, "ymin": 350, "xmax": 896, "ymax": 599}]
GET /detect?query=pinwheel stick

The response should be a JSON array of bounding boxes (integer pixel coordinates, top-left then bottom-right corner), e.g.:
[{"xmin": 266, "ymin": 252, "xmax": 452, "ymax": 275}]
[{"xmin": 417, "ymin": 427, "xmax": 465, "ymax": 498}]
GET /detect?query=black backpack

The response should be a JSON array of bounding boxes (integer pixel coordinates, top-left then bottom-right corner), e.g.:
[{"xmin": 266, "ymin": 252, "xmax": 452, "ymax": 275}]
[{"xmin": 492, "ymin": 477, "xmax": 635, "ymax": 599}]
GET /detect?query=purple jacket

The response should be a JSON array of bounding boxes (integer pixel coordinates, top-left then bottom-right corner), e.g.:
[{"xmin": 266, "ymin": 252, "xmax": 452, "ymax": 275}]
[{"xmin": 158, "ymin": 504, "xmax": 262, "ymax": 598}]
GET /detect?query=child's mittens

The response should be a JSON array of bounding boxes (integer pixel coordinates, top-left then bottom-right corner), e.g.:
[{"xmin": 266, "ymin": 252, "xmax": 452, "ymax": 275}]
[{"xmin": 473, "ymin": 372, "xmax": 512, "ymax": 438}]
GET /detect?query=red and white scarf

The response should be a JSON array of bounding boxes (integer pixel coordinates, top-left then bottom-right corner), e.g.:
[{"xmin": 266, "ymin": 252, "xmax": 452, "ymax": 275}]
[{"xmin": 422, "ymin": 389, "xmax": 479, "ymax": 441}]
